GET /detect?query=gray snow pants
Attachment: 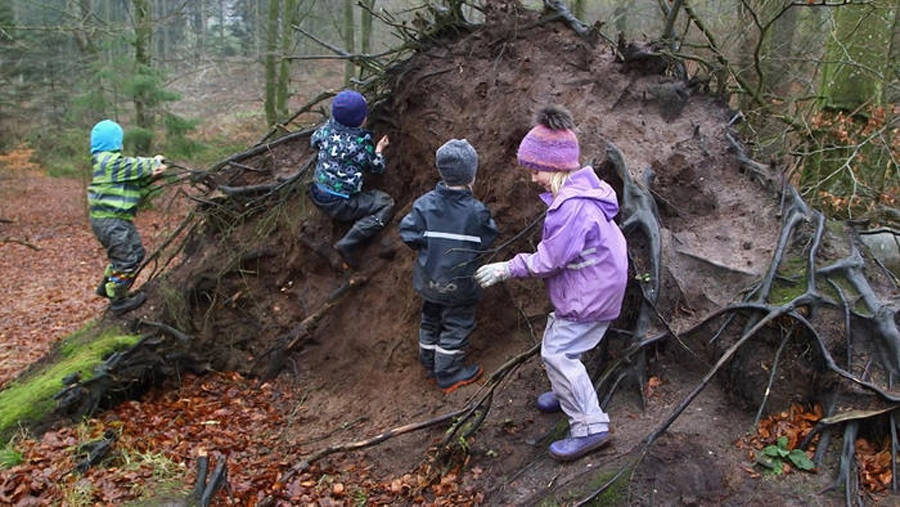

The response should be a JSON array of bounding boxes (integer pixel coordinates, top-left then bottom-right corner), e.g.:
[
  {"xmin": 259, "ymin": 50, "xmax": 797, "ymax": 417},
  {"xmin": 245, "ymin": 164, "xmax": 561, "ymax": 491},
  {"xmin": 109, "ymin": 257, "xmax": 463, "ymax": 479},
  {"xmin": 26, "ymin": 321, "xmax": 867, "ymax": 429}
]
[
  {"xmin": 90, "ymin": 217, "xmax": 145, "ymax": 297},
  {"xmin": 541, "ymin": 312, "xmax": 611, "ymax": 437},
  {"xmin": 418, "ymin": 301, "xmax": 477, "ymax": 378},
  {"xmin": 90, "ymin": 217, "xmax": 146, "ymax": 272},
  {"xmin": 308, "ymin": 185, "xmax": 394, "ymax": 249}
]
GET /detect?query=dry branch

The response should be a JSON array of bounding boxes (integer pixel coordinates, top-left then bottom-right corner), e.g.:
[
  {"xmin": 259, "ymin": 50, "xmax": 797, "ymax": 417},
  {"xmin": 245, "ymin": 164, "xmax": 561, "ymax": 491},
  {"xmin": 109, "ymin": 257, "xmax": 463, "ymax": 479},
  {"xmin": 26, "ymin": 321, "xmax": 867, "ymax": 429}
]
[
  {"xmin": 256, "ymin": 91, "xmax": 336, "ymax": 145},
  {"xmin": 0, "ymin": 237, "xmax": 40, "ymax": 250},
  {"xmin": 208, "ymin": 127, "xmax": 315, "ymax": 173}
]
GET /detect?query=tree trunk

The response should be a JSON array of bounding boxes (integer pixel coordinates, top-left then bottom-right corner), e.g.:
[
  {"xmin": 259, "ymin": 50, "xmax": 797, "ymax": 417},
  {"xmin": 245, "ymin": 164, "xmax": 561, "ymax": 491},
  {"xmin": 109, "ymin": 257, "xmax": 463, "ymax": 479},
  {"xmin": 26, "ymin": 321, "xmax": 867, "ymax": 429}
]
[
  {"xmin": 69, "ymin": 0, "xmax": 98, "ymax": 56},
  {"xmin": 761, "ymin": 3, "xmax": 798, "ymax": 97},
  {"xmin": 133, "ymin": 0, "xmax": 153, "ymax": 153},
  {"xmin": 191, "ymin": 0, "xmax": 204, "ymax": 63},
  {"xmin": 218, "ymin": 0, "xmax": 225, "ymax": 50},
  {"xmin": 343, "ymin": 0, "xmax": 355, "ymax": 86},
  {"xmin": 255, "ymin": 0, "xmax": 262, "ymax": 59},
  {"xmin": 264, "ymin": 0, "xmax": 279, "ymax": 127},
  {"xmin": 887, "ymin": 6, "xmax": 899, "ymax": 105},
  {"xmin": 360, "ymin": 0, "xmax": 374, "ymax": 55},
  {"xmin": 277, "ymin": 0, "xmax": 297, "ymax": 119},
  {"xmin": 820, "ymin": 2, "xmax": 893, "ymax": 110}
]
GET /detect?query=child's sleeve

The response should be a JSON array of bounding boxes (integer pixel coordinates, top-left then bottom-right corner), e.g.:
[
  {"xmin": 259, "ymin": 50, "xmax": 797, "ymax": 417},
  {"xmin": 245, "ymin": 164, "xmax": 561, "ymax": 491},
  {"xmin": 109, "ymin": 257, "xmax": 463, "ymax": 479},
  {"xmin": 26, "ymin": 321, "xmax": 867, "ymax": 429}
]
[
  {"xmin": 479, "ymin": 207, "xmax": 499, "ymax": 249},
  {"xmin": 508, "ymin": 201, "xmax": 587, "ymax": 278},
  {"xmin": 310, "ymin": 125, "xmax": 325, "ymax": 149},
  {"xmin": 110, "ymin": 156, "xmax": 159, "ymax": 184},
  {"xmin": 398, "ymin": 204, "xmax": 425, "ymax": 250},
  {"xmin": 360, "ymin": 135, "xmax": 385, "ymax": 175}
]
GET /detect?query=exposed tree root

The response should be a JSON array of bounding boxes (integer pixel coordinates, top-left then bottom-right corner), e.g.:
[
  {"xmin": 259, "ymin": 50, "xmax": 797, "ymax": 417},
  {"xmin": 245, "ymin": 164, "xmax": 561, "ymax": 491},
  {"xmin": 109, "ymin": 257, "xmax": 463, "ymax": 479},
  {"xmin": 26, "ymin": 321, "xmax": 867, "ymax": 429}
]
[
  {"xmin": 251, "ymin": 276, "xmax": 368, "ymax": 384},
  {"xmin": 603, "ymin": 143, "xmax": 663, "ymax": 409},
  {"xmin": 575, "ymin": 177, "xmax": 899, "ymax": 502}
]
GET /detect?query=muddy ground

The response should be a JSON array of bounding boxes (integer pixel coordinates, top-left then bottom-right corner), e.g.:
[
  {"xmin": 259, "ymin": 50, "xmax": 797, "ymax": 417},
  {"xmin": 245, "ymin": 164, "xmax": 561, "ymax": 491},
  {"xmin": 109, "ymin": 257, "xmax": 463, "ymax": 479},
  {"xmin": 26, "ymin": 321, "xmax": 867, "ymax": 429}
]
[{"xmin": 9, "ymin": 2, "xmax": 881, "ymax": 504}]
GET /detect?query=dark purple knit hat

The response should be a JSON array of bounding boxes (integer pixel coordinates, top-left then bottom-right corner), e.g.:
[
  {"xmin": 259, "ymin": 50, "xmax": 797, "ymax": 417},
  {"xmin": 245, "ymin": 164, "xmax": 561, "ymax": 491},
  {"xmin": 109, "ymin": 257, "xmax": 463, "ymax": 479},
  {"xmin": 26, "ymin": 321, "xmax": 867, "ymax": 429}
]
[
  {"xmin": 517, "ymin": 106, "xmax": 581, "ymax": 172},
  {"xmin": 332, "ymin": 90, "xmax": 368, "ymax": 127}
]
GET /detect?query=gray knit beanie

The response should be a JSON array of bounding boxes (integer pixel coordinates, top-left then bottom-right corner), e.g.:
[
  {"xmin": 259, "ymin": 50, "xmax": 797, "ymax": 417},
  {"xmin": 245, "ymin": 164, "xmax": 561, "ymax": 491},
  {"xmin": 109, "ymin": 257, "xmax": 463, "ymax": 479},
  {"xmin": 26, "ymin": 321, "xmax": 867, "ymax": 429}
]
[{"xmin": 436, "ymin": 139, "xmax": 478, "ymax": 186}]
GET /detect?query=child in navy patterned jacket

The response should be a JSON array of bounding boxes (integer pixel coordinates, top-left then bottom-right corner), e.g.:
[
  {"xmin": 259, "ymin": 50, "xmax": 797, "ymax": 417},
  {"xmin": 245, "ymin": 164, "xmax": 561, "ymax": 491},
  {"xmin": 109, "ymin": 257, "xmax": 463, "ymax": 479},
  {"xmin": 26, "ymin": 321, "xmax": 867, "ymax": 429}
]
[{"xmin": 308, "ymin": 90, "xmax": 394, "ymax": 268}]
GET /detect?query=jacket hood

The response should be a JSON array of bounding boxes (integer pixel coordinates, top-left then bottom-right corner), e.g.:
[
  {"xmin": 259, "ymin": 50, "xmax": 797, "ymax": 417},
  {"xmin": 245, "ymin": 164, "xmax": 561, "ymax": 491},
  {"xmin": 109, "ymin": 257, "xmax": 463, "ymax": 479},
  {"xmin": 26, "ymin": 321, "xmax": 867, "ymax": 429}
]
[
  {"xmin": 545, "ymin": 166, "xmax": 620, "ymax": 220},
  {"xmin": 90, "ymin": 120, "xmax": 124, "ymax": 154}
]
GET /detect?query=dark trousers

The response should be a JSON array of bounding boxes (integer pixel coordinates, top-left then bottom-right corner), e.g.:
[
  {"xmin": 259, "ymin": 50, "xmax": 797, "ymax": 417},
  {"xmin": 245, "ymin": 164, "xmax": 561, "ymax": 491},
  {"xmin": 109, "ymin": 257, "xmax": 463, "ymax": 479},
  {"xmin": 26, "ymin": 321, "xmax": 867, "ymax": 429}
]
[
  {"xmin": 308, "ymin": 185, "xmax": 394, "ymax": 250},
  {"xmin": 90, "ymin": 217, "xmax": 145, "ymax": 297},
  {"xmin": 418, "ymin": 300, "xmax": 477, "ymax": 378}
]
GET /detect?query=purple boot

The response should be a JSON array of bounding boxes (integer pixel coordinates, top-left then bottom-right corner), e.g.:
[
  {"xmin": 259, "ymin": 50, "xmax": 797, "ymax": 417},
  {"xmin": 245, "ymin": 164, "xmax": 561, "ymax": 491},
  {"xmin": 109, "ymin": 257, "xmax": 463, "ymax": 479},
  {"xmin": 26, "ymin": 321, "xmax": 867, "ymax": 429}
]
[
  {"xmin": 549, "ymin": 431, "xmax": 612, "ymax": 461},
  {"xmin": 536, "ymin": 391, "xmax": 561, "ymax": 413}
]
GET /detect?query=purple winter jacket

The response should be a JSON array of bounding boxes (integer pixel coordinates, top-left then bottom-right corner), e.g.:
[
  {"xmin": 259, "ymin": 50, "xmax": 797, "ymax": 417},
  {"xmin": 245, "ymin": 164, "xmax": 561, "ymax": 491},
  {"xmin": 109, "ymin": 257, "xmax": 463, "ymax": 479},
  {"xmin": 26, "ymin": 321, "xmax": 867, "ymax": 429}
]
[{"xmin": 508, "ymin": 166, "xmax": 628, "ymax": 323}]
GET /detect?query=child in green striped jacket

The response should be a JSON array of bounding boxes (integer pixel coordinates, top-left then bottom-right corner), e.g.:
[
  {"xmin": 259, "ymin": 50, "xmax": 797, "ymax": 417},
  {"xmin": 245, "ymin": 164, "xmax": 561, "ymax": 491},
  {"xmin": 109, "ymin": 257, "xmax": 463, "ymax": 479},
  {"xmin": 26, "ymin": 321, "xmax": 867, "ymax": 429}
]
[{"xmin": 87, "ymin": 120, "xmax": 167, "ymax": 315}]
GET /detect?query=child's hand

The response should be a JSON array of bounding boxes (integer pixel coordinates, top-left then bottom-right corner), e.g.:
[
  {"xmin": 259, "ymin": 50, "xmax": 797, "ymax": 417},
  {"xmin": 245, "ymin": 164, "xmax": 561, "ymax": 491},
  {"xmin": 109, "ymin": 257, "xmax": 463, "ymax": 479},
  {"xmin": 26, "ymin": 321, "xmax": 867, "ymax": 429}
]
[
  {"xmin": 475, "ymin": 261, "xmax": 511, "ymax": 288},
  {"xmin": 152, "ymin": 155, "xmax": 167, "ymax": 176},
  {"xmin": 376, "ymin": 135, "xmax": 390, "ymax": 154}
]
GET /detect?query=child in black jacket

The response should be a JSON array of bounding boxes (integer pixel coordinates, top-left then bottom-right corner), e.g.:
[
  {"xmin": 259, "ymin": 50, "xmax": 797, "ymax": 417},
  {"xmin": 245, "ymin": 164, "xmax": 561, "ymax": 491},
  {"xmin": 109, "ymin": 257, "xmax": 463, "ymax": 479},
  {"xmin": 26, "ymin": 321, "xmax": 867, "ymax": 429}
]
[{"xmin": 399, "ymin": 139, "xmax": 498, "ymax": 393}]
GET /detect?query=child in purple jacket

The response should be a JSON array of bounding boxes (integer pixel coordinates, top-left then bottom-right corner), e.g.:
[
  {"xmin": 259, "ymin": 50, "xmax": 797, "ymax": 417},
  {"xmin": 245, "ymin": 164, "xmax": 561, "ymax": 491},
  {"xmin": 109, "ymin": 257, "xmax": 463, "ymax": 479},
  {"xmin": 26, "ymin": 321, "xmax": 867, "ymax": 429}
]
[{"xmin": 475, "ymin": 106, "xmax": 628, "ymax": 461}]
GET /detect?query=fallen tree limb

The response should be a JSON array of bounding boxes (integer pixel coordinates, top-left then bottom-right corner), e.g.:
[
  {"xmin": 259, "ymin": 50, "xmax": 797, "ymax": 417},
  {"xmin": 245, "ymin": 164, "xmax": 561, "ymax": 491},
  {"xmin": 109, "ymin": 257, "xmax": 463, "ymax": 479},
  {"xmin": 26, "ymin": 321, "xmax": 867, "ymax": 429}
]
[
  {"xmin": 0, "ymin": 237, "xmax": 40, "ymax": 250},
  {"xmin": 208, "ymin": 127, "xmax": 315, "ymax": 173},
  {"xmin": 255, "ymin": 91, "xmax": 336, "ymax": 145}
]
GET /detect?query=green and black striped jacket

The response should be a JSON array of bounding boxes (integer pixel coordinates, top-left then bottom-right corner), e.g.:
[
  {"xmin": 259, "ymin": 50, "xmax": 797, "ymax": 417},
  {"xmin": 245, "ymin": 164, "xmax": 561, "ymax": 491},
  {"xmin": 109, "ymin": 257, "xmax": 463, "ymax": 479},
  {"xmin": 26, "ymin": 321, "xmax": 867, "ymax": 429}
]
[{"xmin": 87, "ymin": 151, "xmax": 160, "ymax": 220}]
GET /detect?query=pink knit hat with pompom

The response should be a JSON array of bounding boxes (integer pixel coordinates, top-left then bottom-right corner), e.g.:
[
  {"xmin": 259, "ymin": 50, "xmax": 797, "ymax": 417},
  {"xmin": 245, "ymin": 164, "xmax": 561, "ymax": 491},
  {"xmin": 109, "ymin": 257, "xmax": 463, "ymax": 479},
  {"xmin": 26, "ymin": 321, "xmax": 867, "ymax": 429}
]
[{"xmin": 516, "ymin": 106, "xmax": 580, "ymax": 172}]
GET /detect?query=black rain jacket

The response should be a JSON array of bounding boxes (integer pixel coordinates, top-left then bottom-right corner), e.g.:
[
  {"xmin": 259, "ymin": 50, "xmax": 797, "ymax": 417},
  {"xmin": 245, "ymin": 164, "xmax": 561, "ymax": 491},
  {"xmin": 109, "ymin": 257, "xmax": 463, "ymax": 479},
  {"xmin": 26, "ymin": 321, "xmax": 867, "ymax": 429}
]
[{"xmin": 399, "ymin": 183, "xmax": 498, "ymax": 305}]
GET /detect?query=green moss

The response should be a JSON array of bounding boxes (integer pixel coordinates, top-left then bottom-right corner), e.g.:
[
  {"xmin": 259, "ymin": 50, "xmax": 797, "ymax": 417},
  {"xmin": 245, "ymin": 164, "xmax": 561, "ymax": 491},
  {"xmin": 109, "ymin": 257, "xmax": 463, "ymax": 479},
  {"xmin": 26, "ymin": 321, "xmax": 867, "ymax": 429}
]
[
  {"xmin": 584, "ymin": 469, "xmax": 629, "ymax": 506},
  {"xmin": 537, "ymin": 468, "xmax": 629, "ymax": 506},
  {"xmin": 770, "ymin": 256, "xmax": 809, "ymax": 305},
  {"xmin": 769, "ymin": 278, "xmax": 806, "ymax": 306},
  {"xmin": 0, "ymin": 326, "xmax": 140, "ymax": 441},
  {"xmin": 0, "ymin": 446, "xmax": 23, "ymax": 468}
]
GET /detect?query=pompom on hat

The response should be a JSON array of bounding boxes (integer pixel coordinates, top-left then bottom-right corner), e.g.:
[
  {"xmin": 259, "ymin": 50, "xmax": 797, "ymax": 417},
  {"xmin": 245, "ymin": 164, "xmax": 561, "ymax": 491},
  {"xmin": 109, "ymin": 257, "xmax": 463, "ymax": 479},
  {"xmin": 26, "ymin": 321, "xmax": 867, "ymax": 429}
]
[
  {"xmin": 516, "ymin": 106, "xmax": 581, "ymax": 172},
  {"xmin": 90, "ymin": 120, "xmax": 124, "ymax": 154},
  {"xmin": 331, "ymin": 90, "xmax": 368, "ymax": 127}
]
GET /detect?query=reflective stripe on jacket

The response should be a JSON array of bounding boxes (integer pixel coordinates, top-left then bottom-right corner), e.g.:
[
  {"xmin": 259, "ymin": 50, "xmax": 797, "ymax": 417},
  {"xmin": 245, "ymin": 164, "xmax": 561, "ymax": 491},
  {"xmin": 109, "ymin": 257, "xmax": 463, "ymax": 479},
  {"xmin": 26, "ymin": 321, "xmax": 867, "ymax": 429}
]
[
  {"xmin": 399, "ymin": 183, "xmax": 498, "ymax": 305},
  {"xmin": 87, "ymin": 151, "xmax": 159, "ymax": 220},
  {"xmin": 508, "ymin": 166, "xmax": 628, "ymax": 322}
]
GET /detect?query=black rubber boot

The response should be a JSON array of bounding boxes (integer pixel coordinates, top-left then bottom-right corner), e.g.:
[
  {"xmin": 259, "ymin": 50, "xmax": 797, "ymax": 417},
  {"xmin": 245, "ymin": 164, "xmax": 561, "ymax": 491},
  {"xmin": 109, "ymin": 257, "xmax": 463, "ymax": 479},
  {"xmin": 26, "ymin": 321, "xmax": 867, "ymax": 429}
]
[
  {"xmin": 436, "ymin": 364, "xmax": 483, "ymax": 394},
  {"xmin": 333, "ymin": 216, "xmax": 385, "ymax": 269},
  {"xmin": 334, "ymin": 239, "xmax": 361, "ymax": 269},
  {"xmin": 108, "ymin": 292, "xmax": 146, "ymax": 315}
]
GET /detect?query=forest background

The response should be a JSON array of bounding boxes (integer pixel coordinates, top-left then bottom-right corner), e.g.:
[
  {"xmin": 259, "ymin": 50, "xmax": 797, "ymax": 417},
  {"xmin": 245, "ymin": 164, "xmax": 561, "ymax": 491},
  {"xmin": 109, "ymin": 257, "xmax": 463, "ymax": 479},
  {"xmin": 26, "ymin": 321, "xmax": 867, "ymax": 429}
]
[
  {"xmin": 0, "ymin": 0, "xmax": 898, "ymax": 504},
  {"xmin": 1, "ymin": 0, "xmax": 897, "ymax": 219}
]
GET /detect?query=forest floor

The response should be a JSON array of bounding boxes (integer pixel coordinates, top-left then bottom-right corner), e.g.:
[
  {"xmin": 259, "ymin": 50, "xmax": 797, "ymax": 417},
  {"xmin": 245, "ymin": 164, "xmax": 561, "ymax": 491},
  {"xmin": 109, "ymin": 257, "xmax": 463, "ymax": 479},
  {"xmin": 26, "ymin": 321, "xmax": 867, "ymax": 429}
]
[{"xmin": 1, "ymin": 3, "xmax": 896, "ymax": 505}]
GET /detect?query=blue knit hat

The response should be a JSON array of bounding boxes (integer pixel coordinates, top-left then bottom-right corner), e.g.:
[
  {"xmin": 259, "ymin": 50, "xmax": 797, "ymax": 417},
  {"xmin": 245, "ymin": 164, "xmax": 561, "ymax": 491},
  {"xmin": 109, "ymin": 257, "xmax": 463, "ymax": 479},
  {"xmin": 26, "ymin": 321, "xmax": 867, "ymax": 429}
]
[
  {"xmin": 331, "ymin": 90, "xmax": 367, "ymax": 127},
  {"xmin": 90, "ymin": 120, "xmax": 124, "ymax": 154}
]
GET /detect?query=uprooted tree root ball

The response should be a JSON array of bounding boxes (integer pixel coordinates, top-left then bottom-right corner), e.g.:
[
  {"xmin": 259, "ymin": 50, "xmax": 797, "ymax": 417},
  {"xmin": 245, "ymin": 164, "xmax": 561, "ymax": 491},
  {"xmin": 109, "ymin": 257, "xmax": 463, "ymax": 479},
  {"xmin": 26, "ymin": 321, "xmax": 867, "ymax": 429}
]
[{"xmin": 16, "ymin": 1, "xmax": 898, "ymax": 504}]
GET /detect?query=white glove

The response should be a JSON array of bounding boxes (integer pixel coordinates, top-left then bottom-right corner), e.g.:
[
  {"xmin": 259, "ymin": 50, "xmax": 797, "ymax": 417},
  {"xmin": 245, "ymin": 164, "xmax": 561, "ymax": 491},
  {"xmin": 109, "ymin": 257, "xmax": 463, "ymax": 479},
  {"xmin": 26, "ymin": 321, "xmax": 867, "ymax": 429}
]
[{"xmin": 475, "ymin": 261, "xmax": 511, "ymax": 288}]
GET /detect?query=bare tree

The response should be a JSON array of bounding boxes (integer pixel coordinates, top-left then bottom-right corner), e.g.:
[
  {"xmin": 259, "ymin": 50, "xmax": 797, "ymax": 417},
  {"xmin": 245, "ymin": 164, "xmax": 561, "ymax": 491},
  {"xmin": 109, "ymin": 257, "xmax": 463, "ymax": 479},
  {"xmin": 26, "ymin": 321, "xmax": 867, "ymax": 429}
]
[
  {"xmin": 343, "ymin": 0, "xmax": 354, "ymax": 85},
  {"xmin": 264, "ymin": 0, "xmax": 279, "ymax": 126}
]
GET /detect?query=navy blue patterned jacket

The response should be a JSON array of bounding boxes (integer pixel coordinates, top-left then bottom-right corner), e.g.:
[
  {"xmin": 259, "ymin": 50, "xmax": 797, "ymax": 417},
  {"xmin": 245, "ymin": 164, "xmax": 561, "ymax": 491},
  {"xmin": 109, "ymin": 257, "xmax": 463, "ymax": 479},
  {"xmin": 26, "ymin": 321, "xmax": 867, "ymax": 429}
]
[
  {"xmin": 310, "ymin": 118, "xmax": 385, "ymax": 198},
  {"xmin": 399, "ymin": 183, "xmax": 498, "ymax": 305}
]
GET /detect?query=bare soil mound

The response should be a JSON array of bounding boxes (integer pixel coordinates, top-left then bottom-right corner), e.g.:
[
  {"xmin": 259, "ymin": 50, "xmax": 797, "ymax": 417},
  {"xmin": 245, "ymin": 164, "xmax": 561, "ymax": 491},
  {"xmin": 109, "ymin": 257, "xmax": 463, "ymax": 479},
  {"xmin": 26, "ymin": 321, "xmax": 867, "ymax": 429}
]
[{"xmin": 58, "ymin": 3, "xmax": 896, "ymax": 504}]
